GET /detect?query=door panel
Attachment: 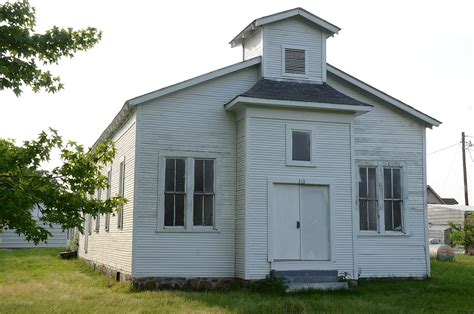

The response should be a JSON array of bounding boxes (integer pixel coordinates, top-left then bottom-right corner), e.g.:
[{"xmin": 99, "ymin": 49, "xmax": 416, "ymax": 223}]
[
  {"xmin": 273, "ymin": 183, "xmax": 300, "ymax": 260},
  {"xmin": 300, "ymin": 185, "xmax": 330, "ymax": 260}
]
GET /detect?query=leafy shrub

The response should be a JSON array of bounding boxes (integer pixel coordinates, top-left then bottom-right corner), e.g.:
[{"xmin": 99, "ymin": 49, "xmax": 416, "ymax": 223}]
[
  {"xmin": 67, "ymin": 232, "xmax": 79, "ymax": 252},
  {"xmin": 245, "ymin": 275, "xmax": 287, "ymax": 293},
  {"xmin": 449, "ymin": 219, "xmax": 474, "ymax": 253}
]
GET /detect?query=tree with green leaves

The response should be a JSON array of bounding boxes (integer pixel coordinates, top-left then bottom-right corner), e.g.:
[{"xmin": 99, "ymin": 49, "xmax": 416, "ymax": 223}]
[
  {"xmin": 449, "ymin": 219, "xmax": 474, "ymax": 254},
  {"xmin": 0, "ymin": 129, "xmax": 126, "ymax": 244},
  {"xmin": 0, "ymin": 0, "xmax": 102, "ymax": 95}
]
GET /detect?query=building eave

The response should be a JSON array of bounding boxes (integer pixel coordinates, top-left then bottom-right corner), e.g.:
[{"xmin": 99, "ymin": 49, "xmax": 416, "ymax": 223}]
[
  {"xmin": 230, "ymin": 8, "xmax": 340, "ymax": 47},
  {"xmin": 224, "ymin": 96, "xmax": 372, "ymax": 116},
  {"xmin": 327, "ymin": 64, "xmax": 442, "ymax": 128}
]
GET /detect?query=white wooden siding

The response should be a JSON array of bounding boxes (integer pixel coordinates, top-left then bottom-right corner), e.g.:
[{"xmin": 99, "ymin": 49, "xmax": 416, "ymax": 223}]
[
  {"xmin": 243, "ymin": 29, "xmax": 263, "ymax": 60},
  {"xmin": 0, "ymin": 206, "xmax": 67, "ymax": 248},
  {"xmin": 328, "ymin": 73, "xmax": 429, "ymax": 278},
  {"xmin": 263, "ymin": 18, "xmax": 324, "ymax": 82},
  {"xmin": 78, "ymin": 114, "xmax": 136, "ymax": 275},
  {"xmin": 133, "ymin": 66, "xmax": 258, "ymax": 278},
  {"xmin": 236, "ymin": 116, "xmax": 247, "ymax": 278},
  {"xmin": 243, "ymin": 107, "xmax": 354, "ymax": 279}
]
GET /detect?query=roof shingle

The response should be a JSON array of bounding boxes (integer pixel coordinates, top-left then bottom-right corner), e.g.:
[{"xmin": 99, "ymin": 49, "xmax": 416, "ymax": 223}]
[{"xmin": 239, "ymin": 79, "xmax": 371, "ymax": 107}]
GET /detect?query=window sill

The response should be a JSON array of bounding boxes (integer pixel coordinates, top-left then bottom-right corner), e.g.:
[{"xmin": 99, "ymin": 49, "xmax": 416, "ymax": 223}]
[
  {"xmin": 286, "ymin": 161, "xmax": 317, "ymax": 168},
  {"xmin": 156, "ymin": 228, "xmax": 219, "ymax": 234},
  {"xmin": 357, "ymin": 232, "xmax": 410, "ymax": 238}
]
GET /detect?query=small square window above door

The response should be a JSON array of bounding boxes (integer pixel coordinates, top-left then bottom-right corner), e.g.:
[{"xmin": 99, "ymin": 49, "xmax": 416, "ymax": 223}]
[{"xmin": 286, "ymin": 124, "xmax": 316, "ymax": 167}]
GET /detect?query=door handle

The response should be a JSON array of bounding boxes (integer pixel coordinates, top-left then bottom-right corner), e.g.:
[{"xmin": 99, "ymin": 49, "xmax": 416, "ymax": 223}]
[{"xmin": 296, "ymin": 221, "xmax": 300, "ymax": 229}]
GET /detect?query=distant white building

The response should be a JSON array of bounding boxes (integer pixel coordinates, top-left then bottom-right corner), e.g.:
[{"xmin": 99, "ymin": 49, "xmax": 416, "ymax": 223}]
[
  {"xmin": 428, "ymin": 204, "xmax": 473, "ymax": 243},
  {"xmin": 78, "ymin": 8, "xmax": 441, "ymax": 289},
  {"xmin": 0, "ymin": 206, "xmax": 68, "ymax": 248}
]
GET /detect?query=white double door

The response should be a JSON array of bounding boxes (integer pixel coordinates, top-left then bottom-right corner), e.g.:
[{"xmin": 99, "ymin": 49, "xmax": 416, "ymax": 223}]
[{"xmin": 273, "ymin": 183, "xmax": 330, "ymax": 261}]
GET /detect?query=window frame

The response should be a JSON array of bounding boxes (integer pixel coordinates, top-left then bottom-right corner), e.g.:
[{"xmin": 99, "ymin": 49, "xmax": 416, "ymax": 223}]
[
  {"xmin": 105, "ymin": 168, "xmax": 112, "ymax": 232},
  {"xmin": 95, "ymin": 189, "xmax": 102, "ymax": 232},
  {"xmin": 157, "ymin": 151, "xmax": 221, "ymax": 233},
  {"xmin": 286, "ymin": 123, "xmax": 317, "ymax": 167},
  {"xmin": 281, "ymin": 44, "xmax": 308, "ymax": 78},
  {"xmin": 356, "ymin": 161, "xmax": 408, "ymax": 236},
  {"xmin": 117, "ymin": 158, "xmax": 125, "ymax": 230}
]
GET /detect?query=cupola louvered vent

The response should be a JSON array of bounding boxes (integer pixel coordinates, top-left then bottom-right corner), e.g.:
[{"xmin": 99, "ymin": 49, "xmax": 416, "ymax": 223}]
[{"xmin": 284, "ymin": 48, "xmax": 306, "ymax": 75}]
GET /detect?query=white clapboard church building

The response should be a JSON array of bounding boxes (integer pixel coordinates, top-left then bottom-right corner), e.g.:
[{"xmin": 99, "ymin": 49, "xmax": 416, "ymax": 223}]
[{"xmin": 79, "ymin": 8, "xmax": 440, "ymax": 290}]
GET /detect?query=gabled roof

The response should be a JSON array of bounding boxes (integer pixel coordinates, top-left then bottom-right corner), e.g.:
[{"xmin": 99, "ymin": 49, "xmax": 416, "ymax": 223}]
[
  {"xmin": 94, "ymin": 58, "xmax": 440, "ymax": 148},
  {"xmin": 92, "ymin": 57, "xmax": 261, "ymax": 148},
  {"xmin": 427, "ymin": 185, "xmax": 446, "ymax": 204},
  {"xmin": 230, "ymin": 8, "xmax": 340, "ymax": 47},
  {"xmin": 236, "ymin": 78, "xmax": 372, "ymax": 107},
  {"xmin": 327, "ymin": 64, "xmax": 441, "ymax": 128}
]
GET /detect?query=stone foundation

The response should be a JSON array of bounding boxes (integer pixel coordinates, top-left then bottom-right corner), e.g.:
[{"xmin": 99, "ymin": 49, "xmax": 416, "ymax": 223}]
[
  {"xmin": 81, "ymin": 258, "xmax": 132, "ymax": 282},
  {"xmin": 132, "ymin": 277, "xmax": 238, "ymax": 291}
]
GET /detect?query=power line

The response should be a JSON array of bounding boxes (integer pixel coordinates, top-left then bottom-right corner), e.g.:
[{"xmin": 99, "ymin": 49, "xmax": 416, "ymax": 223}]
[
  {"xmin": 441, "ymin": 146, "xmax": 459, "ymax": 193},
  {"xmin": 427, "ymin": 143, "xmax": 459, "ymax": 156}
]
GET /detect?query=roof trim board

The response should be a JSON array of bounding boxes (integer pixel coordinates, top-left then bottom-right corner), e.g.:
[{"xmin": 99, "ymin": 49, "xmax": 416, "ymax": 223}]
[
  {"xmin": 327, "ymin": 64, "xmax": 441, "ymax": 128},
  {"xmin": 127, "ymin": 57, "xmax": 261, "ymax": 106},
  {"xmin": 230, "ymin": 8, "xmax": 340, "ymax": 47}
]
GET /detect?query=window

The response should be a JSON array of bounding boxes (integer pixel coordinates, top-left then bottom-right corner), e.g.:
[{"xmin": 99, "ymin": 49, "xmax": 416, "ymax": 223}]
[
  {"xmin": 95, "ymin": 189, "xmax": 101, "ymax": 232},
  {"xmin": 193, "ymin": 159, "xmax": 214, "ymax": 226},
  {"xmin": 117, "ymin": 160, "xmax": 125, "ymax": 230},
  {"xmin": 87, "ymin": 214, "xmax": 92, "ymax": 235},
  {"xmin": 286, "ymin": 124, "xmax": 316, "ymax": 167},
  {"xmin": 284, "ymin": 47, "xmax": 306, "ymax": 75},
  {"xmin": 357, "ymin": 163, "xmax": 405, "ymax": 234},
  {"xmin": 384, "ymin": 168, "xmax": 403, "ymax": 231},
  {"xmin": 164, "ymin": 158, "xmax": 186, "ymax": 227},
  {"xmin": 159, "ymin": 153, "xmax": 219, "ymax": 231},
  {"xmin": 105, "ymin": 169, "xmax": 112, "ymax": 231},
  {"xmin": 359, "ymin": 167, "xmax": 378, "ymax": 231}
]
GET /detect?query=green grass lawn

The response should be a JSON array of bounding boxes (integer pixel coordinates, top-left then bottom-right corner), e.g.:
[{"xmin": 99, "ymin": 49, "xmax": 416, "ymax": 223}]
[{"xmin": 0, "ymin": 249, "xmax": 473, "ymax": 313}]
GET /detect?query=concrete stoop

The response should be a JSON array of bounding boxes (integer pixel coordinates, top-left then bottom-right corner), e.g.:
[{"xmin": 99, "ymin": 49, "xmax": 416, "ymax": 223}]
[{"xmin": 272, "ymin": 270, "xmax": 348, "ymax": 292}]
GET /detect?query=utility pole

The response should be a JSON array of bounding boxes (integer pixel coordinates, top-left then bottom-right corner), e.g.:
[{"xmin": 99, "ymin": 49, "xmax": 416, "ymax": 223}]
[{"xmin": 462, "ymin": 132, "xmax": 469, "ymax": 205}]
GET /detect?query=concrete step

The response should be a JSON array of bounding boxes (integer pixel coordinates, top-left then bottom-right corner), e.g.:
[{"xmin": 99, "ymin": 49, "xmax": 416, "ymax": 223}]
[
  {"xmin": 286, "ymin": 281, "xmax": 348, "ymax": 292},
  {"xmin": 272, "ymin": 270, "xmax": 348, "ymax": 291},
  {"xmin": 285, "ymin": 275, "xmax": 342, "ymax": 283},
  {"xmin": 273, "ymin": 270, "xmax": 338, "ymax": 277}
]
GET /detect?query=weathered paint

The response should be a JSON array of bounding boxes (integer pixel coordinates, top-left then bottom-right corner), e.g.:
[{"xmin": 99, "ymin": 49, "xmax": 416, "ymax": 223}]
[{"xmin": 132, "ymin": 66, "xmax": 258, "ymax": 278}]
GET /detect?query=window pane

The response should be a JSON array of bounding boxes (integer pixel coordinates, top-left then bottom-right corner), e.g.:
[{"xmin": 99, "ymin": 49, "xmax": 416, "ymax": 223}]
[
  {"xmin": 292, "ymin": 131, "xmax": 311, "ymax": 161},
  {"xmin": 368, "ymin": 201, "xmax": 378, "ymax": 230},
  {"xmin": 194, "ymin": 160, "xmax": 203, "ymax": 192},
  {"xmin": 176, "ymin": 159, "xmax": 185, "ymax": 192},
  {"xmin": 193, "ymin": 195, "xmax": 203, "ymax": 226},
  {"xmin": 393, "ymin": 169, "xmax": 401, "ymax": 199},
  {"xmin": 384, "ymin": 168, "xmax": 392, "ymax": 199},
  {"xmin": 164, "ymin": 194, "xmax": 174, "ymax": 226},
  {"xmin": 204, "ymin": 195, "xmax": 213, "ymax": 226},
  {"xmin": 368, "ymin": 168, "xmax": 376, "ymax": 199},
  {"xmin": 393, "ymin": 201, "xmax": 402, "ymax": 231},
  {"xmin": 204, "ymin": 160, "xmax": 214, "ymax": 193},
  {"xmin": 359, "ymin": 168, "xmax": 367, "ymax": 198},
  {"xmin": 384, "ymin": 200, "xmax": 393, "ymax": 231},
  {"xmin": 165, "ymin": 159, "xmax": 175, "ymax": 191},
  {"xmin": 359, "ymin": 199, "xmax": 368, "ymax": 230},
  {"xmin": 175, "ymin": 194, "xmax": 185, "ymax": 226}
]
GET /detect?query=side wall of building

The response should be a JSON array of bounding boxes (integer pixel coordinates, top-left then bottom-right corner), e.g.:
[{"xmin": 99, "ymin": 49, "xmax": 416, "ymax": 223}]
[
  {"xmin": 78, "ymin": 114, "xmax": 136, "ymax": 276},
  {"xmin": 0, "ymin": 207, "xmax": 68, "ymax": 248}
]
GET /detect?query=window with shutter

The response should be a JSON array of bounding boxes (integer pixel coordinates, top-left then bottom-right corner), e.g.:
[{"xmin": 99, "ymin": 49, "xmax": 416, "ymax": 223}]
[{"xmin": 284, "ymin": 47, "xmax": 306, "ymax": 75}]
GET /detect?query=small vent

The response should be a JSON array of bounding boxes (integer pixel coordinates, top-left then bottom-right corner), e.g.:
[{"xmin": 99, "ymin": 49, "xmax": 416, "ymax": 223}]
[{"xmin": 285, "ymin": 48, "xmax": 306, "ymax": 75}]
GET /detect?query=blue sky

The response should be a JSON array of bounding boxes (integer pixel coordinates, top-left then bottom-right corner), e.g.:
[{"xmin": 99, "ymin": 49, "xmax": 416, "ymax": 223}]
[{"xmin": 1, "ymin": 0, "xmax": 473, "ymax": 203}]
